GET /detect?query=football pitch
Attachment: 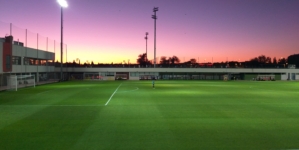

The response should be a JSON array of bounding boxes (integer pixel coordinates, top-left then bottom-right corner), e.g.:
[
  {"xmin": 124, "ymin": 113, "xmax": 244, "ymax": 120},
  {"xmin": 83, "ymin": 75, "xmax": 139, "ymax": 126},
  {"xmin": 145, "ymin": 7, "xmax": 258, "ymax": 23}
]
[{"xmin": 0, "ymin": 80, "xmax": 299, "ymax": 149}]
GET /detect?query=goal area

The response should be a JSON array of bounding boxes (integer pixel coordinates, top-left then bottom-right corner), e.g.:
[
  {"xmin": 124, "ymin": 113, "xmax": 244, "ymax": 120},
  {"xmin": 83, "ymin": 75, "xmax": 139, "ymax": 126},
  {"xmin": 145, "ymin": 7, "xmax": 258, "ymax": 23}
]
[{"xmin": 7, "ymin": 75, "xmax": 35, "ymax": 91}]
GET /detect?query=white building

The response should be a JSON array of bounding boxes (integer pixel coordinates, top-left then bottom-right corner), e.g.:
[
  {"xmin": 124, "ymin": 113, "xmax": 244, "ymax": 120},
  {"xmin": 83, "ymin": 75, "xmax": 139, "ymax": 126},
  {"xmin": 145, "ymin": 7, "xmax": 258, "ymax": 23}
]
[{"xmin": 0, "ymin": 36, "xmax": 55, "ymax": 89}]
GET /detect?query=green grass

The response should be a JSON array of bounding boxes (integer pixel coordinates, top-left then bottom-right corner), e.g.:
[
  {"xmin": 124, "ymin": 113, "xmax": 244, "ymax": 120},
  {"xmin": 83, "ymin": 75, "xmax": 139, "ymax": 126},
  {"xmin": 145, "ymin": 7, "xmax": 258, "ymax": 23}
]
[{"xmin": 0, "ymin": 80, "xmax": 299, "ymax": 149}]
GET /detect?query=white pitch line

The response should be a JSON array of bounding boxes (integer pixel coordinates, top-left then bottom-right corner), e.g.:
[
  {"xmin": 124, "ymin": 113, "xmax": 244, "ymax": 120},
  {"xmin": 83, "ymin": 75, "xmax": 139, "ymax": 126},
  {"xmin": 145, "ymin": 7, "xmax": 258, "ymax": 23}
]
[
  {"xmin": 119, "ymin": 87, "xmax": 139, "ymax": 93},
  {"xmin": 105, "ymin": 83, "xmax": 122, "ymax": 106},
  {"xmin": 0, "ymin": 105, "xmax": 103, "ymax": 107}
]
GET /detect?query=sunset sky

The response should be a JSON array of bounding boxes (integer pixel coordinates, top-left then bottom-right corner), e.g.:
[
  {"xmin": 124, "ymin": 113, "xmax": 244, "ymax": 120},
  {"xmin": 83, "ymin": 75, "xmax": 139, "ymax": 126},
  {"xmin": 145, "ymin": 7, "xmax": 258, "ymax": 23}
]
[{"xmin": 1, "ymin": 0, "xmax": 299, "ymax": 64}]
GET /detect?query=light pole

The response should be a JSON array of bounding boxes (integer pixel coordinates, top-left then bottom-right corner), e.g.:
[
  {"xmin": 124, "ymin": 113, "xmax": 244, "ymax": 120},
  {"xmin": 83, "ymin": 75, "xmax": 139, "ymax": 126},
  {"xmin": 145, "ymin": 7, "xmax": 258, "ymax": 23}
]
[
  {"xmin": 152, "ymin": 7, "xmax": 158, "ymax": 68},
  {"xmin": 57, "ymin": 0, "xmax": 68, "ymax": 81},
  {"xmin": 66, "ymin": 44, "xmax": 67, "ymax": 66},
  {"xmin": 145, "ymin": 32, "xmax": 148, "ymax": 66}
]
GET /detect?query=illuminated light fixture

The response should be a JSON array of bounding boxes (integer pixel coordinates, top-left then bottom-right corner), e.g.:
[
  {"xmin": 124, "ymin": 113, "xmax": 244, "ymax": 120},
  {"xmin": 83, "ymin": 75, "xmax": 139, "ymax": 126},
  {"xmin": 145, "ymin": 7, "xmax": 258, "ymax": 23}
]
[{"xmin": 57, "ymin": 0, "xmax": 68, "ymax": 7}]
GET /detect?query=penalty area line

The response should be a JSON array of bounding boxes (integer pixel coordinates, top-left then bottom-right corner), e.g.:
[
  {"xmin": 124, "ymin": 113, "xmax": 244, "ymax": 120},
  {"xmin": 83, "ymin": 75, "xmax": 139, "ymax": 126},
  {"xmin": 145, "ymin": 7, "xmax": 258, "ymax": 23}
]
[{"xmin": 105, "ymin": 83, "xmax": 122, "ymax": 106}]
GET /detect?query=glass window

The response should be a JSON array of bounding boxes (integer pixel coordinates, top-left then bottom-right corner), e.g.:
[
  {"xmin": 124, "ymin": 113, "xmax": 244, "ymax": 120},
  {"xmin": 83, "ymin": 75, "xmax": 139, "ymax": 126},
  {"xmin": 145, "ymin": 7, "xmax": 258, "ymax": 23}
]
[
  {"xmin": 29, "ymin": 59, "xmax": 35, "ymax": 65},
  {"xmin": 106, "ymin": 72, "xmax": 114, "ymax": 76},
  {"xmin": 41, "ymin": 60, "xmax": 47, "ymax": 65},
  {"xmin": 24, "ymin": 58, "xmax": 29, "ymax": 65},
  {"xmin": 6, "ymin": 55, "xmax": 11, "ymax": 69},
  {"xmin": 35, "ymin": 60, "xmax": 40, "ymax": 65},
  {"xmin": 12, "ymin": 56, "xmax": 21, "ymax": 65},
  {"xmin": 132, "ymin": 72, "xmax": 139, "ymax": 77}
]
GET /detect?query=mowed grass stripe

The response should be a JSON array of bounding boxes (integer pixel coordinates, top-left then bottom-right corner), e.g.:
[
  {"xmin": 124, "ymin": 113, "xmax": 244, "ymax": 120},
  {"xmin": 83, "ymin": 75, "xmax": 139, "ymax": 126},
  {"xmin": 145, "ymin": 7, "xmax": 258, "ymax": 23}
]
[
  {"xmin": 0, "ymin": 81, "xmax": 118, "ymax": 131},
  {"xmin": 0, "ymin": 80, "xmax": 299, "ymax": 149}
]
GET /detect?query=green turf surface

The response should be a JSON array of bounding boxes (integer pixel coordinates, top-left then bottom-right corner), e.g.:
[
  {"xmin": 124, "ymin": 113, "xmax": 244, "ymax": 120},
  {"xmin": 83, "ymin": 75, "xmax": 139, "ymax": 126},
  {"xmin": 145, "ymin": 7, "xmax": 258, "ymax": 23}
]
[{"xmin": 0, "ymin": 80, "xmax": 299, "ymax": 149}]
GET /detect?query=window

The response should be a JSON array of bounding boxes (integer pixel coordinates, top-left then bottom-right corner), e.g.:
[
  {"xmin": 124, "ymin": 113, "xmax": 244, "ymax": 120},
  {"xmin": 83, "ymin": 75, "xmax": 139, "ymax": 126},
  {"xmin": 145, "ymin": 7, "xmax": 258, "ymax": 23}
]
[
  {"xmin": 35, "ymin": 60, "xmax": 40, "ymax": 65},
  {"xmin": 106, "ymin": 72, "xmax": 114, "ymax": 76},
  {"xmin": 41, "ymin": 60, "xmax": 47, "ymax": 65},
  {"xmin": 12, "ymin": 56, "xmax": 21, "ymax": 65},
  {"xmin": 6, "ymin": 55, "xmax": 11, "ymax": 69},
  {"xmin": 29, "ymin": 59, "xmax": 35, "ymax": 65},
  {"xmin": 24, "ymin": 58, "xmax": 29, "ymax": 65},
  {"xmin": 99, "ymin": 72, "xmax": 115, "ymax": 76},
  {"xmin": 130, "ymin": 72, "xmax": 139, "ymax": 77}
]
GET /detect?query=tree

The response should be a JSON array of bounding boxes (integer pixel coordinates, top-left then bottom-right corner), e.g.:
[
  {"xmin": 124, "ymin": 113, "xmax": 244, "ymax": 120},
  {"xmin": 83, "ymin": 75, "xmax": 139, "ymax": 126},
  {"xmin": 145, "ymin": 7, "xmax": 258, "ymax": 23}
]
[
  {"xmin": 278, "ymin": 57, "xmax": 287, "ymax": 65},
  {"xmin": 248, "ymin": 57, "xmax": 259, "ymax": 67},
  {"xmin": 72, "ymin": 60, "xmax": 77, "ymax": 67},
  {"xmin": 287, "ymin": 54, "xmax": 299, "ymax": 67},
  {"xmin": 273, "ymin": 57, "xmax": 277, "ymax": 65},
  {"xmin": 160, "ymin": 56, "xmax": 170, "ymax": 67},
  {"xmin": 181, "ymin": 58, "xmax": 197, "ymax": 68},
  {"xmin": 248, "ymin": 55, "xmax": 272, "ymax": 67},
  {"xmin": 137, "ymin": 53, "xmax": 149, "ymax": 67},
  {"xmin": 75, "ymin": 58, "xmax": 80, "ymax": 65},
  {"xmin": 55, "ymin": 60, "xmax": 60, "ymax": 67},
  {"xmin": 169, "ymin": 56, "xmax": 180, "ymax": 66},
  {"xmin": 190, "ymin": 58, "xmax": 197, "ymax": 64},
  {"xmin": 266, "ymin": 56, "xmax": 272, "ymax": 64},
  {"xmin": 257, "ymin": 55, "xmax": 267, "ymax": 64}
]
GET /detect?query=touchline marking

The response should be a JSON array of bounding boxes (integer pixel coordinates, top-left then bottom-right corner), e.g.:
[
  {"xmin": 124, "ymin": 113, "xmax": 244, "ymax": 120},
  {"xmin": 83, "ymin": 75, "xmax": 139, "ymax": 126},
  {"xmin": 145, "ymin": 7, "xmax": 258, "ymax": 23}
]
[
  {"xmin": 0, "ymin": 105, "xmax": 103, "ymax": 107},
  {"xmin": 105, "ymin": 83, "xmax": 122, "ymax": 106}
]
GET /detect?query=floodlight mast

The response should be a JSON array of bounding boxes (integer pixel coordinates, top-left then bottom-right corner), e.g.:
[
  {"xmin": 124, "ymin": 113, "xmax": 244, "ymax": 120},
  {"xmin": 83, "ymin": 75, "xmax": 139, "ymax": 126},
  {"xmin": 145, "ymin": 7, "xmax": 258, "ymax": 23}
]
[
  {"xmin": 57, "ymin": 0, "xmax": 68, "ymax": 81},
  {"xmin": 145, "ymin": 32, "xmax": 148, "ymax": 66},
  {"xmin": 152, "ymin": 7, "xmax": 158, "ymax": 68}
]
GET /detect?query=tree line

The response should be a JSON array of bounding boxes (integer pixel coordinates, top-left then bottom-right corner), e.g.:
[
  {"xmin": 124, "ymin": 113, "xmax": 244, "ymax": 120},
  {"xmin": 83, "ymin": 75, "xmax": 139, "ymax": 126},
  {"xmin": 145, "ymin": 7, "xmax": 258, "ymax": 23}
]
[
  {"xmin": 57, "ymin": 53, "xmax": 299, "ymax": 68},
  {"xmin": 136, "ymin": 53, "xmax": 299, "ymax": 68}
]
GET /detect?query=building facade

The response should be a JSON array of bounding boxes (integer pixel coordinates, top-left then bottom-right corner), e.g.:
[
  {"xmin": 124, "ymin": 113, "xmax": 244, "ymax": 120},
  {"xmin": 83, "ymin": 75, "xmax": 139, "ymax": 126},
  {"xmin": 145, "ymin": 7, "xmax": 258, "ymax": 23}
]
[{"xmin": 0, "ymin": 36, "xmax": 55, "ymax": 89}]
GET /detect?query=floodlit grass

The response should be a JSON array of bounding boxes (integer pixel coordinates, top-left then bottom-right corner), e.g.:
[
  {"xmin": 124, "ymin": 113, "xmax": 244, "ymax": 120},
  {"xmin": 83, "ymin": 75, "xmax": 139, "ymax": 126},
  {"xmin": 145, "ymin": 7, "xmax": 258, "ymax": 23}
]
[{"xmin": 0, "ymin": 80, "xmax": 299, "ymax": 149}]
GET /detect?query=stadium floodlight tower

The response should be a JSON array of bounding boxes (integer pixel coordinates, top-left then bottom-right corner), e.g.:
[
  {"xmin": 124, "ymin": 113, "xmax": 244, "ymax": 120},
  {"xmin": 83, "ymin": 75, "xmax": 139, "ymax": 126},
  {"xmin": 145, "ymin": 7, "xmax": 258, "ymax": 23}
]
[
  {"xmin": 145, "ymin": 32, "xmax": 148, "ymax": 65},
  {"xmin": 57, "ymin": 0, "xmax": 68, "ymax": 81},
  {"xmin": 152, "ymin": 7, "xmax": 158, "ymax": 68}
]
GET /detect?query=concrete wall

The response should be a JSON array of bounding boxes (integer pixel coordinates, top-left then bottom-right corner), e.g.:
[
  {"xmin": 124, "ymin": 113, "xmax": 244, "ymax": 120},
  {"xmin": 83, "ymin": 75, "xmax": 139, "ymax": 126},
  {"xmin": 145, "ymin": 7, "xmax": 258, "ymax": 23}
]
[
  {"xmin": 281, "ymin": 73, "xmax": 299, "ymax": 80},
  {"xmin": 12, "ymin": 65, "xmax": 55, "ymax": 73},
  {"xmin": 244, "ymin": 74, "xmax": 281, "ymax": 80},
  {"xmin": 281, "ymin": 74, "xmax": 288, "ymax": 80},
  {"xmin": 13, "ymin": 45, "xmax": 54, "ymax": 60},
  {"xmin": 12, "ymin": 45, "xmax": 26, "ymax": 57}
]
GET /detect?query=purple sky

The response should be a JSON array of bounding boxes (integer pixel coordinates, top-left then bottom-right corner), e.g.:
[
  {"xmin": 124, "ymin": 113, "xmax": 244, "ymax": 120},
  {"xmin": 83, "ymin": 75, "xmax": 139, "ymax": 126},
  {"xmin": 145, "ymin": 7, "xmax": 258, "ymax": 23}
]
[{"xmin": 1, "ymin": 0, "xmax": 299, "ymax": 63}]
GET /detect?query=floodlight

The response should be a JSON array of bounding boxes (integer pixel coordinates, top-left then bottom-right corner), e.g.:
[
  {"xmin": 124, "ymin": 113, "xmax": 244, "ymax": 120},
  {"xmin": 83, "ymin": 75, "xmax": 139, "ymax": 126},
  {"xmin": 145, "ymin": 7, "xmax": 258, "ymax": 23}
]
[
  {"xmin": 57, "ymin": 0, "xmax": 68, "ymax": 8},
  {"xmin": 152, "ymin": 15, "xmax": 157, "ymax": 19}
]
